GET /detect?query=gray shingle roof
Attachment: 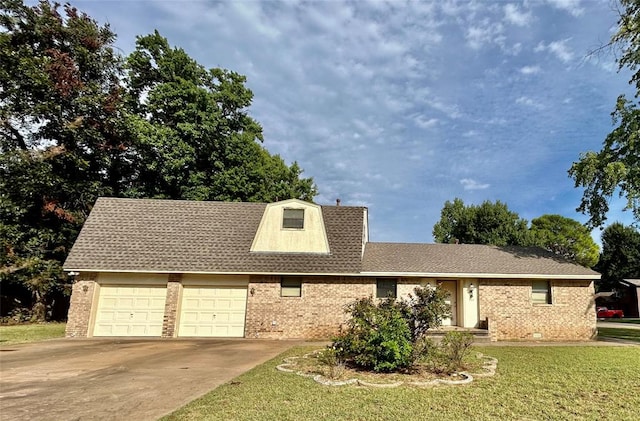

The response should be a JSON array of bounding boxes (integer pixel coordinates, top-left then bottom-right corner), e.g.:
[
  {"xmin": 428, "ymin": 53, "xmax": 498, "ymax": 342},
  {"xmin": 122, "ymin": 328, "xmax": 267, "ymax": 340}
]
[
  {"xmin": 65, "ymin": 198, "xmax": 599, "ymax": 279},
  {"xmin": 64, "ymin": 197, "xmax": 365, "ymax": 274},
  {"xmin": 362, "ymin": 243, "xmax": 599, "ymax": 278}
]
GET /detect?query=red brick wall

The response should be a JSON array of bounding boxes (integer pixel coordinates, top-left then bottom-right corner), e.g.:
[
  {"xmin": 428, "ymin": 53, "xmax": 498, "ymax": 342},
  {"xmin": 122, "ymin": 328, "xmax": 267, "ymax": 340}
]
[
  {"xmin": 245, "ymin": 276, "xmax": 376, "ymax": 339},
  {"xmin": 478, "ymin": 279, "xmax": 596, "ymax": 341},
  {"xmin": 65, "ymin": 272, "xmax": 98, "ymax": 337}
]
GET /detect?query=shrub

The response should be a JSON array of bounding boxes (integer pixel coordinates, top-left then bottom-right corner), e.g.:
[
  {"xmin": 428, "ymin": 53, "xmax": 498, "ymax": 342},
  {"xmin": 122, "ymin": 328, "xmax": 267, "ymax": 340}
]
[
  {"xmin": 334, "ymin": 297, "xmax": 413, "ymax": 372},
  {"xmin": 317, "ymin": 347, "xmax": 345, "ymax": 379},
  {"xmin": 441, "ymin": 331, "xmax": 474, "ymax": 371},
  {"xmin": 401, "ymin": 286, "xmax": 451, "ymax": 340}
]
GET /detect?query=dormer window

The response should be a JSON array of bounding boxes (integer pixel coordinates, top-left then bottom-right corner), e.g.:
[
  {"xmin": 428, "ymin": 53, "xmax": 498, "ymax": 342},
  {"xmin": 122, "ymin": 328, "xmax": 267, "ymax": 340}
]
[{"xmin": 283, "ymin": 208, "xmax": 304, "ymax": 229}]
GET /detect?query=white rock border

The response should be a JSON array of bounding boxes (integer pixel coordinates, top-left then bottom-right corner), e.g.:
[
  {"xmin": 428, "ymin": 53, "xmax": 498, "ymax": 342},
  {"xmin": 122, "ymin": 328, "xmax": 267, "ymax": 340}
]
[{"xmin": 276, "ymin": 350, "xmax": 497, "ymax": 388}]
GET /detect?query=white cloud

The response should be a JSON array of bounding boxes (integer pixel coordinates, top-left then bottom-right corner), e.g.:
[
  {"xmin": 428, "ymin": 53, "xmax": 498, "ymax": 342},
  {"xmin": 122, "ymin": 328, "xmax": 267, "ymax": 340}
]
[
  {"xmin": 460, "ymin": 179, "xmax": 490, "ymax": 191},
  {"xmin": 545, "ymin": 0, "xmax": 584, "ymax": 17},
  {"xmin": 466, "ymin": 20, "xmax": 504, "ymax": 50},
  {"xmin": 413, "ymin": 115, "xmax": 439, "ymax": 129},
  {"xmin": 535, "ymin": 39, "xmax": 574, "ymax": 63},
  {"xmin": 504, "ymin": 4, "xmax": 532, "ymax": 27},
  {"xmin": 520, "ymin": 65, "xmax": 541, "ymax": 75},
  {"xmin": 515, "ymin": 96, "xmax": 544, "ymax": 109}
]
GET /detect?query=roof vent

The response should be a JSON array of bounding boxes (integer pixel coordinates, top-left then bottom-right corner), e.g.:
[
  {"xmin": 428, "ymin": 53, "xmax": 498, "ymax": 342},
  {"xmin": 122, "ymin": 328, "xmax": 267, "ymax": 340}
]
[{"xmin": 336, "ymin": 198, "xmax": 341, "ymax": 206}]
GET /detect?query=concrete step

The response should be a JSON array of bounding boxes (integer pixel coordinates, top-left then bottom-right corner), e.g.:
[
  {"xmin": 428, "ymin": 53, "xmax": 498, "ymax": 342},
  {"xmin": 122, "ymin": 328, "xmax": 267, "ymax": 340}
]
[{"xmin": 425, "ymin": 328, "xmax": 492, "ymax": 343}]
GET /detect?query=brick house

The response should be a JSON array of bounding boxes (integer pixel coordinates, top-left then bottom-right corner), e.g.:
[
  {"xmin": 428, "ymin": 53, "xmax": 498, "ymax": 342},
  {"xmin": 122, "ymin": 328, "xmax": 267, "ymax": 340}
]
[{"xmin": 64, "ymin": 197, "xmax": 599, "ymax": 341}]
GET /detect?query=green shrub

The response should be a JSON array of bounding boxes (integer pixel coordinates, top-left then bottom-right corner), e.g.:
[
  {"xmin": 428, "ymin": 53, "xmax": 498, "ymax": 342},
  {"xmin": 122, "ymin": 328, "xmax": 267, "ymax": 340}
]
[
  {"xmin": 316, "ymin": 347, "xmax": 345, "ymax": 379},
  {"xmin": 334, "ymin": 297, "xmax": 413, "ymax": 372},
  {"xmin": 401, "ymin": 286, "xmax": 451, "ymax": 340},
  {"xmin": 441, "ymin": 331, "xmax": 474, "ymax": 371}
]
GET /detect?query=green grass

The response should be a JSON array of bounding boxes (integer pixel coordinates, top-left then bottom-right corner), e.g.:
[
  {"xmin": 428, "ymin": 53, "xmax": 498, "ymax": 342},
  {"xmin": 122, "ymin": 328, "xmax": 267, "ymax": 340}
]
[
  {"xmin": 598, "ymin": 327, "xmax": 640, "ymax": 343},
  {"xmin": 0, "ymin": 323, "xmax": 66, "ymax": 344},
  {"xmin": 603, "ymin": 318, "xmax": 640, "ymax": 325},
  {"xmin": 162, "ymin": 345, "xmax": 640, "ymax": 421}
]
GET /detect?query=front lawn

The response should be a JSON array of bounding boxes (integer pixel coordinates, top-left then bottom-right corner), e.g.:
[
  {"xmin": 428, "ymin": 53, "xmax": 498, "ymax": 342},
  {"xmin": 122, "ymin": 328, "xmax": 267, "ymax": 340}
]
[
  {"xmin": 598, "ymin": 327, "xmax": 640, "ymax": 343},
  {"xmin": 162, "ymin": 345, "xmax": 640, "ymax": 421},
  {"xmin": 0, "ymin": 323, "xmax": 66, "ymax": 345},
  {"xmin": 603, "ymin": 318, "xmax": 640, "ymax": 325}
]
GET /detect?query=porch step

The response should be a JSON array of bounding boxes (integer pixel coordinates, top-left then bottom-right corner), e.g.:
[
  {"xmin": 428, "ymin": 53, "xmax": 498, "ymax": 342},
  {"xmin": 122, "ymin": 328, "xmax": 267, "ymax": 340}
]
[{"xmin": 425, "ymin": 328, "xmax": 492, "ymax": 343}]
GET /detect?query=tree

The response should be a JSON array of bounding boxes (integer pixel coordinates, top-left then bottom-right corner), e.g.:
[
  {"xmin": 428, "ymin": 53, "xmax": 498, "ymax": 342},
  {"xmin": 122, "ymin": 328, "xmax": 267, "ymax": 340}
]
[
  {"xmin": 529, "ymin": 214, "xmax": 599, "ymax": 267},
  {"xmin": 432, "ymin": 198, "xmax": 530, "ymax": 246},
  {"xmin": 1, "ymin": 0, "xmax": 128, "ymax": 320},
  {"xmin": 1, "ymin": 2, "xmax": 317, "ymax": 320},
  {"xmin": 594, "ymin": 222, "xmax": 640, "ymax": 292},
  {"xmin": 124, "ymin": 31, "xmax": 316, "ymax": 202},
  {"xmin": 569, "ymin": 0, "xmax": 640, "ymax": 228}
]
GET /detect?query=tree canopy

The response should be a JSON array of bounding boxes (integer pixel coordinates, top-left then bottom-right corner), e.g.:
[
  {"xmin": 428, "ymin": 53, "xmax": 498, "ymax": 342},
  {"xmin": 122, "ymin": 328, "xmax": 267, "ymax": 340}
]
[
  {"xmin": 569, "ymin": 0, "xmax": 640, "ymax": 228},
  {"xmin": 432, "ymin": 199, "xmax": 599, "ymax": 267},
  {"xmin": 432, "ymin": 198, "xmax": 530, "ymax": 246},
  {"xmin": 594, "ymin": 222, "xmax": 640, "ymax": 292},
  {"xmin": 0, "ymin": 0, "xmax": 316, "ymax": 320},
  {"xmin": 529, "ymin": 214, "xmax": 599, "ymax": 267}
]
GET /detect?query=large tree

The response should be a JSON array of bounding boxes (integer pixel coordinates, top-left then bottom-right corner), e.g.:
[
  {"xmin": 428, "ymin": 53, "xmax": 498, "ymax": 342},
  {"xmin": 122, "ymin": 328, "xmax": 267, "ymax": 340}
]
[
  {"xmin": 432, "ymin": 198, "xmax": 530, "ymax": 246},
  {"xmin": 594, "ymin": 222, "xmax": 640, "ymax": 292},
  {"xmin": 1, "ymin": 0, "xmax": 128, "ymax": 320},
  {"xmin": 529, "ymin": 214, "xmax": 599, "ymax": 267},
  {"xmin": 1, "ymin": 1, "xmax": 316, "ymax": 320},
  {"xmin": 124, "ymin": 31, "xmax": 316, "ymax": 202},
  {"xmin": 569, "ymin": 0, "xmax": 640, "ymax": 228}
]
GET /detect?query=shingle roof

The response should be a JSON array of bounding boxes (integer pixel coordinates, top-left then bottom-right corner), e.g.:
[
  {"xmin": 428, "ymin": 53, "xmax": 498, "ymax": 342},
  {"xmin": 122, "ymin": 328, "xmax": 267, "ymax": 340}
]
[
  {"xmin": 362, "ymin": 243, "xmax": 599, "ymax": 278},
  {"xmin": 64, "ymin": 197, "xmax": 365, "ymax": 274}
]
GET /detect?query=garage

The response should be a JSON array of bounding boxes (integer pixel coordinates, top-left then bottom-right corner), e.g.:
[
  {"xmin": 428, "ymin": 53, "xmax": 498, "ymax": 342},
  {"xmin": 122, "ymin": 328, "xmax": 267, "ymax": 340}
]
[
  {"xmin": 92, "ymin": 274, "xmax": 168, "ymax": 337},
  {"xmin": 178, "ymin": 278, "xmax": 248, "ymax": 337}
]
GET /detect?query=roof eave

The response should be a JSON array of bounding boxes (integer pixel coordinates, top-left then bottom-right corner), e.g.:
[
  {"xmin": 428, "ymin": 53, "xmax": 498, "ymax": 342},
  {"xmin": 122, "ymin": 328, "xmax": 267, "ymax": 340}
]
[{"xmin": 360, "ymin": 271, "xmax": 600, "ymax": 280}]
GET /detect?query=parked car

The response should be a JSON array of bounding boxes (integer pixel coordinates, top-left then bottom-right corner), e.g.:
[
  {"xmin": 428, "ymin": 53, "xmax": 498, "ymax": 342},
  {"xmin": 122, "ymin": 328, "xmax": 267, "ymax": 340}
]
[{"xmin": 597, "ymin": 307, "xmax": 624, "ymax": 318}]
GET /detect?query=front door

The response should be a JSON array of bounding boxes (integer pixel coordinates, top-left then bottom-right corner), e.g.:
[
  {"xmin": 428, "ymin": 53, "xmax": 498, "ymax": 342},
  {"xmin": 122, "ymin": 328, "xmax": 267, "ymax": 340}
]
[{"xmin": 440, "ymin": 281, "xmax": 457, "ymax": 326}]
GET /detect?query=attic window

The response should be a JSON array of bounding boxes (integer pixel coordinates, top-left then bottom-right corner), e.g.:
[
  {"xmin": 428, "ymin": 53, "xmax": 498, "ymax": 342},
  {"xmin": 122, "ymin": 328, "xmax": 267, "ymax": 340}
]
[{"xmin": 283, "ymin": 208, "xmax": 304, "ymax": 229}]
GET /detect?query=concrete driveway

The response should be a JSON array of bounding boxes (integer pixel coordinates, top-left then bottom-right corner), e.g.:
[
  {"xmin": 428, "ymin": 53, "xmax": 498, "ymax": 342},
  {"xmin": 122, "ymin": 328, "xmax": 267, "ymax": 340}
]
[{"xmin": 0, "ymin": 338, "xmax": 297, "ymax": 421}]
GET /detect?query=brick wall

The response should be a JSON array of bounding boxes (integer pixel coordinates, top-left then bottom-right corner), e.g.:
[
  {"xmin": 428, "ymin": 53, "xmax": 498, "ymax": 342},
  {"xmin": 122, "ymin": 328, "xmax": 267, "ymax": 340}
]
[
  {"xmin": 245, "ymin": 276, "xmax": 377, "ymax": 339},
  {"xmin": 65, "ymin": 272, "xmax": 98, "ymax": 337},
  {"xmin": 478, "ymin": 279, "xmax": 596, "ymax": 341},
  {"xmin": 161, "ymin": 274, "xmax": 182, "ymax": 337}
]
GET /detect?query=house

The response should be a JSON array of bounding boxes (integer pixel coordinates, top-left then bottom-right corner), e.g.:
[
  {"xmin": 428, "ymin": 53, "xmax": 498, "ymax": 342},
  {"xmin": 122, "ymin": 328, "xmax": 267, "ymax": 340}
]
[
  {"xmin": 64, "ymin": 197, "xmax": 599, "ymax": 341},
  {"xmin": 618, "ymin": 279, "xmax": 640, "ymax": 318}
]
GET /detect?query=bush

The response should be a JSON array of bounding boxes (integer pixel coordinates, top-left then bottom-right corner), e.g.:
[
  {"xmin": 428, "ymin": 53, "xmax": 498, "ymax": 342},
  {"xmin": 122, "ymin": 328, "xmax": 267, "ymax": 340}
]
[
  {"xmin": 441, "ymin": 331, "xmax": 474, "ymax": 371},
  {"xmin": 334, "ymin": 297, "xmax": 413, "ymax": 372},
  {"xmin": 401, "ymin": 286, "xmax": 451, "ymax": 340},
  {"xmin": 317, "ymin": 347, "xmax": 345, "ymax": 379}
]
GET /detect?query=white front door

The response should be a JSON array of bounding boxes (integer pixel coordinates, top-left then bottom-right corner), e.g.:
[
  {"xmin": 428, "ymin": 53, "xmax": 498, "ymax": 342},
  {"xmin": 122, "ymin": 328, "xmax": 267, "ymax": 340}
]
[
  {"xmin": 440, "ymin": 281, "xmax": 457, "ymax": 326},
  {"xmin": 178, "ymin": 286, "xmax": 247, "ymax": 337}
]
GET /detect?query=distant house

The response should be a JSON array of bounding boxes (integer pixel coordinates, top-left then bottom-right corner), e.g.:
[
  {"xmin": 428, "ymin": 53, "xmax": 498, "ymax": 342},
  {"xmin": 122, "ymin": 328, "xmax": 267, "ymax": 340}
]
[
  {"xmin": 618, "ymin": 279, "xmax": 640, "ymax": 318},
  {"xmin": 64, "ymin": 198, "xmax": 599, "ymax": 341}
]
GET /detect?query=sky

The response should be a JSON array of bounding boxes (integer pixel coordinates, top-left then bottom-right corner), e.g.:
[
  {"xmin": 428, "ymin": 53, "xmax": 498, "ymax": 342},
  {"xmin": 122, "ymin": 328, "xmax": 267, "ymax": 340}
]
[{"xmin": 60, "ymin": 0, "xmax": 636, "ymax": 245}]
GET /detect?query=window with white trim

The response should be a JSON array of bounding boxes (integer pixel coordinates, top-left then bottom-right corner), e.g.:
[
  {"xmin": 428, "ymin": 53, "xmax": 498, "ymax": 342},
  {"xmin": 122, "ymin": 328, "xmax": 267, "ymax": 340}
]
[
  {"xmin": 532, "ymin": 280, "xmax": 551, "ymax": 304},
  {"xmin": 283, "ymin": 208, "xmax": 304, "ymax": 229},
  {"xmin": 376, "ymin": 278, "xmax": 397, "ymax": 299},
  {"xmin": 281, "ymin": 276, "xmax": 302, "ymax": 297}
]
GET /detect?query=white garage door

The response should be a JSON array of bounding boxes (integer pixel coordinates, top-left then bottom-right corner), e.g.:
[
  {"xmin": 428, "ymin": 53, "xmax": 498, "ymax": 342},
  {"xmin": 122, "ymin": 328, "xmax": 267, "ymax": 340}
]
[
  {"xmin": 178, "ymin": 286, "xmax": 247, "ymax": 337},
  {"xmin": 93, "ymin": 285, "xmax": 167, "ymax": 337}
]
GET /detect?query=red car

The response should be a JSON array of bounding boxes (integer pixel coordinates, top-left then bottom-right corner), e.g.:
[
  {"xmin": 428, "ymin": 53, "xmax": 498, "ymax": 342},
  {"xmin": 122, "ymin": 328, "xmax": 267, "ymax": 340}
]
[{"xmin": 597, "ymin": 307, "xmax": 624, "ymax": 318}]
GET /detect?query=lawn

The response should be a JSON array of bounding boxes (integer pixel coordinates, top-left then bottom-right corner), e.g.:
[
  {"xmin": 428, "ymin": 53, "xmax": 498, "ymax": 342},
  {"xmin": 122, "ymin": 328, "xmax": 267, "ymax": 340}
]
[
  {"xmin": 598, "ymin": 327, "xmax": 640, "ymax": 343},
  {"xmin": 162, "ymin": 345, "xmax": 640, "ymax": 421},
  {"xmin": 603, "ymin": 318, "xmax": 640, "ymax": 325},
  {"xmin": 0, "ymin": 323, "xmax": 66, "ymax": 345}
]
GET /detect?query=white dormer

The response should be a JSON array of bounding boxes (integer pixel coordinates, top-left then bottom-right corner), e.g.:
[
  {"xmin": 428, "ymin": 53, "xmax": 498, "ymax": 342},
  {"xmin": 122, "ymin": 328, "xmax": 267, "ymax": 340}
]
[{"xmin": 250, "ymin": 199, "xmax": 330, "ymax": 254}]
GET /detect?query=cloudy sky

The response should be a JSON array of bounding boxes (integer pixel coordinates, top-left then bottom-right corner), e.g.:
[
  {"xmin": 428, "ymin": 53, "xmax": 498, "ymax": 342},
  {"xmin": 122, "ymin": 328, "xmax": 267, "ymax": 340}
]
[{"xmin": 66, "ymin": 0, "xmax": 635, "ymax": 244}]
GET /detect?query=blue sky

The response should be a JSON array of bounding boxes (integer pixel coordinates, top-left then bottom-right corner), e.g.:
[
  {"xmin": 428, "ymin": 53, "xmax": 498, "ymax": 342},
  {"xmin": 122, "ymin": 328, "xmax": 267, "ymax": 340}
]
[{"xmin": 67, "ymin": 0, "xmax": 636, "ymax": 245}]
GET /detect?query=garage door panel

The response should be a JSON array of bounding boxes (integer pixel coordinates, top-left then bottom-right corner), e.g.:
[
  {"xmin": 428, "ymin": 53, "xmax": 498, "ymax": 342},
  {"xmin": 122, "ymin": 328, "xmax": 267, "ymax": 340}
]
[
  {"xmin": 94, "ymin": 284, "xmax": 166, "ymax": 337},
  {"xmin": 178, "ymin": 286, "xmax": 247, "ymax": 337}
]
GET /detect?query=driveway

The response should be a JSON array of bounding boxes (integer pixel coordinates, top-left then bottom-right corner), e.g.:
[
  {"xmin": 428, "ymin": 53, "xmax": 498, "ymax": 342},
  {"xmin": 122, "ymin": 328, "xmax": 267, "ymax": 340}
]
[
  {"xmin": 0, "ymin": 338, "xmax": 297, "ymax": 421},
  {"xmin": 597, "ymin": 321, "xmax": 640, "ymax": 330}
]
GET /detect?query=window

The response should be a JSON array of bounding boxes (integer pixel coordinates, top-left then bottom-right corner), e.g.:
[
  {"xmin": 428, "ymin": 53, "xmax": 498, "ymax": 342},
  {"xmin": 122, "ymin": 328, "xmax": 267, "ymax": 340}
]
[
  {"xmin": 283, "ymin": 208, "xmax": 304, "ymax": 229},
  {"xmin": 376, "ymin": 278, "xmax": 397, "ymax": 298},
  {"xmin": 532, "ymin": 280, "xmax": 551, "ymax": 304},
  {"xmin": 281, "ymin": 276, "xmax": 302, "ymax": 297}
]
